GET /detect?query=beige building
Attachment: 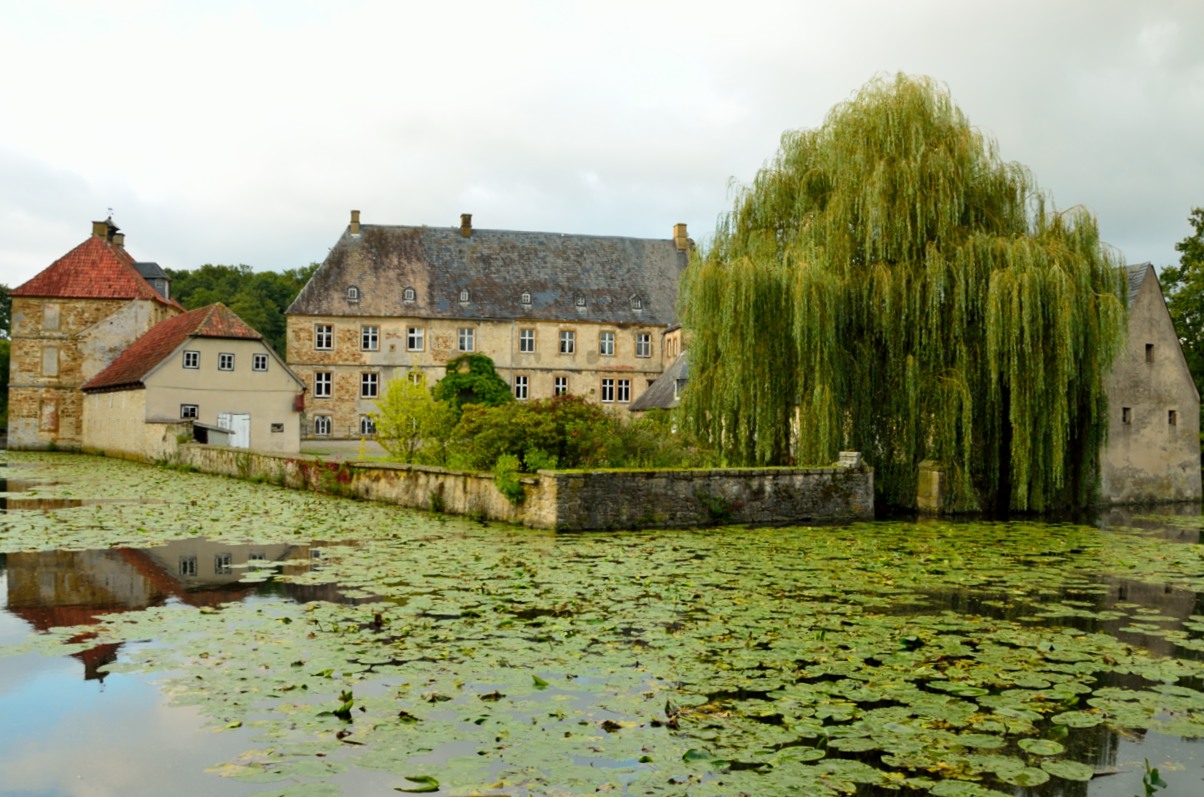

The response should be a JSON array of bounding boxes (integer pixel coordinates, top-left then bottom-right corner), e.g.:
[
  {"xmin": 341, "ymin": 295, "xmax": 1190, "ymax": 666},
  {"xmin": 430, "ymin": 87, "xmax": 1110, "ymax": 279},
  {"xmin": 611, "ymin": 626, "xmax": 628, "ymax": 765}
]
[
  {"xmin": 1099, "ymin": 263, "xmax": 1202, "ymax": 504},
  {"xmin": 285, "ymin": 211, "xmax": 691, "ymax": 438},
  {"xmin": 7, "ymin": 220, "xmax": 182, "ymax": 449},
  {"xmin": 82, "ymin": 303, "xmax": 306, "ymax": 456}
]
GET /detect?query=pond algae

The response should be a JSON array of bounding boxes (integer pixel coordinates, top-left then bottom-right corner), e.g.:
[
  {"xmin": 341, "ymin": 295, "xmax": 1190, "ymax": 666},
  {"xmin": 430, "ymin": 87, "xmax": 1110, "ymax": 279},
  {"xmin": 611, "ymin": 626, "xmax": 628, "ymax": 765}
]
[{"xmin": 4, "ymin": 452, "xmax": 1204, "ymax": 795}]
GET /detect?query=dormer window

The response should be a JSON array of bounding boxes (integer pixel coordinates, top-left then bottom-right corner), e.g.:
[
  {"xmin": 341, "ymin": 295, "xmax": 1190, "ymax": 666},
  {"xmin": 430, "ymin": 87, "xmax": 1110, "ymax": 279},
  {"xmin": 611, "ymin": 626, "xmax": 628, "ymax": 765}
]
[
  {"xmin": 346, "ymin": 286, "xmax": 360, "ymax": 303},
  {"xmin": 575, "ymin": 295, "xmax": 586, "ymax": 308},
  {"xmin": 403, "ymin": 287, "xmax": 416, "ymax": 303},
  {"xmin": 521, "ymin": 291, "xmax": 532, "ymax": 306},
  {"xmin": 459, "ymin": 289, "xmax": 470, "ymax": 303},
  {"xmin": 630, "ymin": 295, "xmax": 643, "ymax": 310}
]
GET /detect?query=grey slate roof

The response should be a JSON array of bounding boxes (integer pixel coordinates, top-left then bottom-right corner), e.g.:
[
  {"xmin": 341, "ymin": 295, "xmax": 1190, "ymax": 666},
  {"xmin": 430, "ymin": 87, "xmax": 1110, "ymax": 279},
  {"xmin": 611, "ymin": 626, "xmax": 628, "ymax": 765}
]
[
  {"xmin": 287, "ymin": 223, "xmax": 689, "ymax": 326},
  {"xmin": 629, "ymin": 351, "xmax": 689, "ymax": 412},
  {"xmin": 1126, "ymin": 263, "xmax": 1151, "ymax": 307}
]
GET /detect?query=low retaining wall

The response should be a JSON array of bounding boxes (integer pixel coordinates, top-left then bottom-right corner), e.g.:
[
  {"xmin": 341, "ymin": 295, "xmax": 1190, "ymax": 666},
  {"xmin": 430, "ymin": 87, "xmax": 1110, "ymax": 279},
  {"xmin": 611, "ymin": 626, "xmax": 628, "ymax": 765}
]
[{"xmin": 176, "ymin": 445, "xmax": 874, "ymax": 530}]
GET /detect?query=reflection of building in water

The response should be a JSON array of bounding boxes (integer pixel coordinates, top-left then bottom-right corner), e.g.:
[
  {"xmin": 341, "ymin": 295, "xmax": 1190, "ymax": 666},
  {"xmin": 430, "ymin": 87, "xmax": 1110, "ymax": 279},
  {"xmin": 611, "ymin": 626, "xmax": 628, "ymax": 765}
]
[{"xmin": 3, "ymin": 541, "xmax": 312, "ymax": 681}]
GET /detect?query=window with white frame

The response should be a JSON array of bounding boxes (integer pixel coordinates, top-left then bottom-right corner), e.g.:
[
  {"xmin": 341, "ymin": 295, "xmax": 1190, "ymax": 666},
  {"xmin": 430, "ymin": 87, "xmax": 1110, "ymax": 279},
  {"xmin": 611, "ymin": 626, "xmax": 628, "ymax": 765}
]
[
  {"xmin": 407, "ymin": 371, "xmax": 424, "ymax": 385},
  {"xmin": 458, "ymin": 327, "xmax": 475, "ymax": 352},
  {"xmin": 459, "ymin": 289, "xmax": 470, "ymax": 303},
  {"xmin": 315, "ymin": 324, "xmax": 333, "ymax": 350},
  {"xmin": 403, "ymin": 287, "xmax": 416, "ymax": 302},
  {"xmin": 559, "ymin": 330, "xmax": 575, "ymax": 354},
  {"xmin": 218, "ymin": 353, "xmax": 235, "ymax": 371},
  {"xmin": 407, "ymin": 327, "xmax": 425, "ymax": 351},
  {"xmin": 635, "ymin": 333, "xmax": 651, "ymax": 358},
  {"xmin": 601, "ymin": 378, "xmax": 615, "ymax": 403},
  {"xmin": 314, "ymin": 416, "xmax": 332, "ymax": 436},
  {"xmin": 599, "ymin": 331, "xmax": 615, "ymax": 357},
  {"xmin": 360, "ymin": 415, "xmax": 376, "ymax": 435},
  {"xmin": 214, "ymin": 553, "xmax": 233, "ymax": 575},
  {"xmin": 252, "ymin": 353, "xmax": 268, "ymax": 371},
  {"xmin": 519, "ymin": 328, "xmax": 535, "ymax": 353},
  {"xmin": 361, "ymin": 372, "xmax": 379, "ymax": 398},
  {"xmin": 180, "ymin": 404, "xmax": 198, "ymax": 419},
  {"xmin": 183, "ymin": 350, "xmax": 199, "ymax": 369},
  {"xmin": 346, "ymin": 286, "xmax": 360, "ymax": 302},
  {"xmin": 361, "ymin": 325, "xmax": 379, "ymax": 351},
  {"xmin": 520, "ymin": 291, "xmax": 532, "ymax": 306},
  {"xmin": 314, "ymin": 371, "xmax": 332, "ymax": 398},
  {"xmin": 575, "ymin": 295, "xmax": 586, "ymax": 307},
  {"xmin": 631, "ymin": 295, "xmax": 643, "ymax": 310},
  {"xmin": 179, "ymin": 556, "xmax": 197, "ymax": 577},
  {"xmin": 514, "ymin": 375, "xmax": 529, "ymax": 400},
  {"xmin": 617, "ymin": 378, "xmax": 631, "ymax": 403},
  {"xmin": 554, "ymin": 376, "xmax": 568, "ymax": 396}
]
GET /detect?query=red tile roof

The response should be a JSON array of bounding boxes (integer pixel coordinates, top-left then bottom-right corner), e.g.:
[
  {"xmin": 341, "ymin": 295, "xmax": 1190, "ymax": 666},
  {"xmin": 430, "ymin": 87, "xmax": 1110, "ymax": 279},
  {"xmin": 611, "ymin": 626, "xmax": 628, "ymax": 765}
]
[
  {"xmin": 11, "ymin": 234, "xmax": 180, "ymax": 308},
  {"xmin": 82, "ymin": 303, "xmax": 263, "ymax": 392}
]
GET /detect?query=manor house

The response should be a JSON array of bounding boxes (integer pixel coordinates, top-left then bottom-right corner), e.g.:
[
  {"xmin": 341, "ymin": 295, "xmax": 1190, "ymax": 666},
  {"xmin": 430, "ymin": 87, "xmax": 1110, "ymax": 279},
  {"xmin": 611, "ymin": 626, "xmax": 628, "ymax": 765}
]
[{"xmin": 285, "ymin": 212, "xmax": 690, "ymax": 439}]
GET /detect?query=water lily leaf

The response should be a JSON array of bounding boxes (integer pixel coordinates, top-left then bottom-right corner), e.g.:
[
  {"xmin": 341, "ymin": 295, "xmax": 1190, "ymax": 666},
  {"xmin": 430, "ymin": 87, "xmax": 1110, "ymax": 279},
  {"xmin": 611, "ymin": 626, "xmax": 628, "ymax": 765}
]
[
  {"xmin": 1039, "ymin": 758, "xmax": 1095, "ymax": 781},
  {"xmin": 1017, "ymin": 738, "xmax": 1064, "ymax": 756},
  {"xmin": 395, "ymin": 774, "xmax": 439, "ymax": 792},
  {"xmin": 997, "ymin": 766, "xmax": 1050, "ymax": 786}
]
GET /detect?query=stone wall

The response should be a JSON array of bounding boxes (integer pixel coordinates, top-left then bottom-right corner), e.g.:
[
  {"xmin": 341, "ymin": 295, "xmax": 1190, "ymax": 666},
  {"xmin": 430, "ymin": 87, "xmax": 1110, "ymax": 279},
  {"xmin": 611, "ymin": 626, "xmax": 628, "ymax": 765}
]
[
  {"xmin": 81, "ymin": 390, "xmax": 190, "ymax": 462},
  {"xmin": 175, "ymin": 444, "xmax": 874, "ymax": 530}
]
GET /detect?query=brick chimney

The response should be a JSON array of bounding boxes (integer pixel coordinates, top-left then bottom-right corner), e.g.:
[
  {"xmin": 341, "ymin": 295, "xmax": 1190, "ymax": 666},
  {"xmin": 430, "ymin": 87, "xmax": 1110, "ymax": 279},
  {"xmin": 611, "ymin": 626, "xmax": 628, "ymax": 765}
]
[
  {"xmin": 460, "ymin": 213, "xmax": 473, "ymax": 238},
  {"xmin": 350, "ymin": 209, "xmax": 361, "ymax": 235},
  {"xmin": 673, "ymin": 223, "xmax": 689, "ymax": 252}
]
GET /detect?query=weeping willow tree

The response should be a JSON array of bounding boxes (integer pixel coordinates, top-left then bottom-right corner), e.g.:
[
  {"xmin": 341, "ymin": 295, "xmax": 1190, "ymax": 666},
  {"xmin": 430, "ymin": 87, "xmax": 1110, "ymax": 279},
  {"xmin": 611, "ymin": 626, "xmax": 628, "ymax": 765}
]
[{"xmin": 680, "ymin": 74, "xmax": 1128, "ymax": 512}]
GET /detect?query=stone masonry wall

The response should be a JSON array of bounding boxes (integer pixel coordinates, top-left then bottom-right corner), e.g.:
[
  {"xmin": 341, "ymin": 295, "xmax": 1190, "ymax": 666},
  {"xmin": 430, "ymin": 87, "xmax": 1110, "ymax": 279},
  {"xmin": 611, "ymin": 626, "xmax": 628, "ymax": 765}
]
[{"xmin": 175, "ymin": 445, "xmax": 874, "ymax": 530}]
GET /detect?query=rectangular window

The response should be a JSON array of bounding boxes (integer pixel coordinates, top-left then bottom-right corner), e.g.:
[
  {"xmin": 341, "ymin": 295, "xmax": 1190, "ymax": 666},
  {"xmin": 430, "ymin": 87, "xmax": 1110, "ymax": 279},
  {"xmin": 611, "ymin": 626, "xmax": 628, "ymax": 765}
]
[
  {"xmin": 314, "ymin": 371, "xmax": 332, "ymax": 398},
  {"xmin": 407, "ymin": 327, "xmax": 425, "ymax": 351},
  {"xmin": 519, "ymin": 328, "xmax": 536, "ymax": 353},
  {"xmin": 636, "ymin": 333, "xmax": 652, "ymax": 358},
  {"xmin": 314, "ymin": 416, "xmax": 331, "ymax": 436},
  {"xmin": 361, "ymin": 372, "xmax": 379, "ymax": 398},
  {"xmin": 183, "ymin": 350, "xmax": 200, "ymax": 369},
  {"xmin": 559, "ymin": 330, "xmax": 576, "ymax": 354},
  {"xmin": 617, "ymin": 378, "xmax": 631, "ymax": 403},
  {"xmin": 360, "ymin": 415, "xmax": 376, "ymax": 435},
  {"xmin": 270, "ymin": 423, "xmax": 284, "ymax": 433},
  {"xmin": 554, "ymin": 376, "xmax": 568, "ymax": 396},
  {"xmin": 601, "ymin": 378, "xmax": 615, "ymax": 403},
  {"xmin": 599, "ymin": 331, "xmax": 615, "ymax": 357},
  {"xmin": 252, "ymin": 353, "xmax": 268, "ymax": 371},
  {"xmin": 179, "ymin": 556, "xmax": 197, "ymax": 577},
  {"xmin": 1122, "ymin": 406, "xmax": 1131, "ymax": 425},
  {"xmin": 458, "ymin": 327, "xmax": 475, "ymax": 352},
  {"xmin": 407, "ymin": 371, "xmax": 424, "ymax": 385},
  {"xmin": 514, "ymin": 375, "xmax": 529, "ymax": 400},
  {"xmin": 180, "ymin": 404, "xmax": 198, "ymax": 419},
  {"xmin": 1169, "ymin": 409, "xmax": 1178, "ymax": 426},
  {"xmin": 214, "ymin": 553, "xmax": 233, "ymax": 576},
  {"xmin": 1146, "ymin": 343, "xmax": 1155, "ymax": 363},
  {"xmin": 315, "ymin": 324, "xmax": 333, "ymax": 350},
  {"xmin": 361, "ymin": 325, "xmax": 379, "ymax": 351},
  {"xmin": 218, "ymin": 353, "xmax": 235, "ymax": 371}
]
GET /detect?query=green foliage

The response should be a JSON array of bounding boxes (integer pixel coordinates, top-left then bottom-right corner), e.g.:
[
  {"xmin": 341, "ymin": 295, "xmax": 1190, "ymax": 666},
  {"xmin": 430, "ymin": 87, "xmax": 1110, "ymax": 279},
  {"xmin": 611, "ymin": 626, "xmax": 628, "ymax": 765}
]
[
  {"xmin": 681, "ymin": 73, "xmax": 1127, "ymax": 512},
  {"xmin": 373, "ymin": 374, "xmax": 457, "ymax": 464},
  {"xmin": 0, "ymin": 337, "xmax": 9, "ymax": 428},
  {"xmin": 1140, "ymin": 758, "xmax": 1168, "ymax": 796},
  {"xmin": 493, "ymin": 453, "xmax": 525, "ymax": 504},
  {"xmin": 0, "ymin": 282, "xmax": 10, "ymax": 338},
  {"xmin": 431, "ymin": 354, "xmax": 514, "ymax": 414},
  {"xmin": 1159, "ymin": 208, "xmax": 1204, "ymax": 402},
  {"xmin": 165, "ymin": 263, "xmax": 318, "ymax": 356},
  {"xmin": 450, "ymin": 395, "xmax": 710, "ymax": 473}
]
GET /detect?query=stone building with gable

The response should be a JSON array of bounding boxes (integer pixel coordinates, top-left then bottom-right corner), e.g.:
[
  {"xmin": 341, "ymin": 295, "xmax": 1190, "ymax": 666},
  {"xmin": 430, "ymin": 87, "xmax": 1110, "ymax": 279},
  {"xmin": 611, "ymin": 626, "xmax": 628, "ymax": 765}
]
[
  {"xmin": 285, "ymin": 211, "xmax": 691, "ymax": 438},
  {"xmin": 7, "ymin": 219, "xmax": 182, "ymax": 449}
]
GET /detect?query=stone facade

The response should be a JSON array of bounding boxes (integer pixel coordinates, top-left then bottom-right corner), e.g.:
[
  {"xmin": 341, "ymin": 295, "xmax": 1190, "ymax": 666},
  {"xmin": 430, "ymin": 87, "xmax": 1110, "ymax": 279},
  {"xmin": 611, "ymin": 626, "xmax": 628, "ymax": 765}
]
[
  {"xmin": 1100, "ymin": 264, "xmax": 1202, "ymax": 504},
  {"xmin": 286, "ymin": 212, "xmax": 690, "ymax": 438},
  {"xmin": 8, "ymin": 295, "xmax": 175, "ymax": 448}
]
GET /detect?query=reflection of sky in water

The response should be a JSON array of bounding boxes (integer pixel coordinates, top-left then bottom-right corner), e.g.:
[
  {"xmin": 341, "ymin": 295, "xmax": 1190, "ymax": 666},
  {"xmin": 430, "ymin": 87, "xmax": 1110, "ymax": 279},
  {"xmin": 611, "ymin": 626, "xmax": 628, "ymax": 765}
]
[{"xmin": 0, "ymin": 571, "xmax": 255, "ymax": 796}]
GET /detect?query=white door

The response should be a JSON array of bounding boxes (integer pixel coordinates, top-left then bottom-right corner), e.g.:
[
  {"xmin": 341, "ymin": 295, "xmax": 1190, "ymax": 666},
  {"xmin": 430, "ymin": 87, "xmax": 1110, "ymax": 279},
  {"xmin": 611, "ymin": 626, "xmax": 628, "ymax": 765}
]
[{"xmin": 217, "ymin": 413, "xmax": 251, "ymax": 449}]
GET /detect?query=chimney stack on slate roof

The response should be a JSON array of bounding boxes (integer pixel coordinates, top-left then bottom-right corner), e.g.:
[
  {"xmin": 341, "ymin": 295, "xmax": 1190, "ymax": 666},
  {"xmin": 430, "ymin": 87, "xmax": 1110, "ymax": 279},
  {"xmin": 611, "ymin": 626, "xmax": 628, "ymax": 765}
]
[
  {"xmin": 350, "ymin": 209, "xmax": 361, "ymax": 235},
  {"xmin": 460, "ymin": 213, "xmax": 473, "ymax": 238},
  {"xmin": 673, "ymin": 223, "xmax": 689, "ymax": 252}
]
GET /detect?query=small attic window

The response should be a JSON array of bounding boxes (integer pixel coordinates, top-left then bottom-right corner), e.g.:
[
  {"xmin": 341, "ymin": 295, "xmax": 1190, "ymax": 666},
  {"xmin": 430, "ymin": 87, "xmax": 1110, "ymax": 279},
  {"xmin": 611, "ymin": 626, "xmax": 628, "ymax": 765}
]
[
  {"xmin": 630, "ymin": 295, "xmax": 643, "ymax": 310},
  {"xmin": 459, "ymin": 289, "xmax": 470, "ymax": 303},
  {"xmin": 521, "ymin": 291, "xmax": 532, "ymax": 306},
  {"xmin": 575, "ymin": 295, "xmax": 587, "ymax": 308},
  {"xmin": 403, "ymin": 287, "xmax": 416, "ymax": 303},
  {"xmin": 346, "ymin": 286, "xmax": 360, "ymax": 303}
]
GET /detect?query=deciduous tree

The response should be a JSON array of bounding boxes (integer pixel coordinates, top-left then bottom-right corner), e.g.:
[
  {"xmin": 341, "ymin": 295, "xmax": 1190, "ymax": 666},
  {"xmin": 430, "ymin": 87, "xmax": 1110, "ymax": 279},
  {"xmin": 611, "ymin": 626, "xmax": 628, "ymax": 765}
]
[
  {"xmin": 1159, "ymin": 208, "xmax": 1204, "ymax": 398},
  {"xmin": 372, "ymin": 374, "xmax": 457, "ymax": 464},
  {"xmin": 681, "ymin": 74, "xmax": 1127, "ymax": 512}
]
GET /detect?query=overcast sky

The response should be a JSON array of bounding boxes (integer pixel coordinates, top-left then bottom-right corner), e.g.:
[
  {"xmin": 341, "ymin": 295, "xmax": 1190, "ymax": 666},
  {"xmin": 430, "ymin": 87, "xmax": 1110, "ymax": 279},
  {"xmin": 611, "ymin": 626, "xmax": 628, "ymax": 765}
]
[{"xmin": 2, "ymin": 0, "xmax": 1202, "ymax": 288}]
